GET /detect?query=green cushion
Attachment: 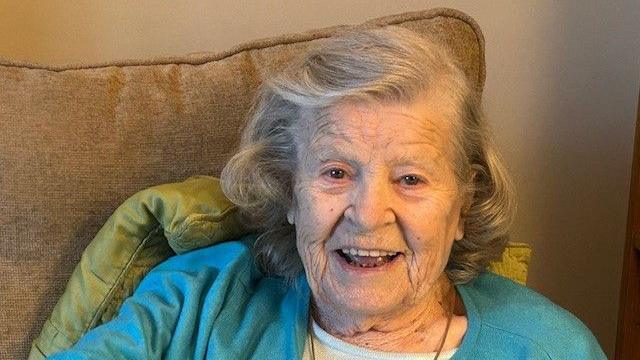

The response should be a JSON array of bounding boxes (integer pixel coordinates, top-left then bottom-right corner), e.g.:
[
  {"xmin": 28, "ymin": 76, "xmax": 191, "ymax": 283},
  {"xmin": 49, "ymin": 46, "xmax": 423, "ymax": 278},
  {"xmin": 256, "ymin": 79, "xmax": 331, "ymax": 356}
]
[
  {"xmin": 29, "ymin": 175, "xmax": 530, "ymax": 358},
  {"xmin": 29, "ymin": 176, "xmax": 248, "ymax": 359}
]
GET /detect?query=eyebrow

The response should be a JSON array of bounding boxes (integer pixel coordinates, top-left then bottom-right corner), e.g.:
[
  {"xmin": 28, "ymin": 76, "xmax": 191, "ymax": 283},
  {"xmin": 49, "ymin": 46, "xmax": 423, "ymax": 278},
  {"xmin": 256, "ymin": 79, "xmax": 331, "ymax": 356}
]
[
  {"xmin": 389, "ymin": 153, "xmax": 428, "ymax": 166},
  {"xmin": 388, "ymin": 152, "xmax": 441, "ymax": 176},
  {"xmin": 312, "ymin": 146, "xmax": 355, "ymax": 164},
  {"xmin": 309, "ymin": 143, "xmax": 440, "ymax": 173}
]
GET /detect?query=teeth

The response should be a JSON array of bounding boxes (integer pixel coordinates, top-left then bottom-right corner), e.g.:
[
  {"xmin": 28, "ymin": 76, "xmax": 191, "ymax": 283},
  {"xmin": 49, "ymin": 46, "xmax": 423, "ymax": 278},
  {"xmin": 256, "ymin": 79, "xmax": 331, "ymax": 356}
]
[{"xmin": 341, "ymin": 248, "xmax": 399, "ymax": 257}]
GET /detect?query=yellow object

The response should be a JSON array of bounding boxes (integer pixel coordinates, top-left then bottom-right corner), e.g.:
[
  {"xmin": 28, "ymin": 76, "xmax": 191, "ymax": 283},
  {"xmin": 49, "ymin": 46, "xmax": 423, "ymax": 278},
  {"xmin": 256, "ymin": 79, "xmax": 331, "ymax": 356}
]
[{"xmin": 488, "ymin": 243, "xmax": 532, "ymax": 285}]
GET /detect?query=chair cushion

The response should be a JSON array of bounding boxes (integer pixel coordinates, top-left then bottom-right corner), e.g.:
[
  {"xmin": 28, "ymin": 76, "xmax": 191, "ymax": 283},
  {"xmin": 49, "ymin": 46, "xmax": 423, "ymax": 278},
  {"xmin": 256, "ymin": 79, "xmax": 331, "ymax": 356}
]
[
  {"xmin": 30, "ymin": 176, "xmax": 530, "ymax": 358},
  {"xmin": 0, "ymin": 8, "xmax": 486, "ymax": 360}
]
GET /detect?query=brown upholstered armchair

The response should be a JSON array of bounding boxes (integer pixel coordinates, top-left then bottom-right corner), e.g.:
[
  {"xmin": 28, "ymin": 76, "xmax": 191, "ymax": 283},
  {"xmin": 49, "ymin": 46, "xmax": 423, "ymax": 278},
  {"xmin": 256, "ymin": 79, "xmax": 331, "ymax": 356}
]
[{"xmin": 0, "ymin": 8, "xmax": 530, "ymax": 359}]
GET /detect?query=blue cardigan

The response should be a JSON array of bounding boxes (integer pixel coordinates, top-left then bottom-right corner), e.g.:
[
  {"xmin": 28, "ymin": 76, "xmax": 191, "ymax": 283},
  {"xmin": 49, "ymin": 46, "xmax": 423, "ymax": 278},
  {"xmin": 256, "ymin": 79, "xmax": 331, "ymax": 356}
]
[{"xmin": 49, "ymin": 237, "xmax": 606, "ymax": 359}]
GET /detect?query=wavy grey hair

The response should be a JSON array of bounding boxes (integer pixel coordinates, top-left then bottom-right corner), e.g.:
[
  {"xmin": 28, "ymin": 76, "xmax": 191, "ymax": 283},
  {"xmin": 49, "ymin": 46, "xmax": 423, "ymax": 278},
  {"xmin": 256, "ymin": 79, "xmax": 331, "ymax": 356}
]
[{"xmin": 221, "ymin": 26, "xmax": 515, "ymax": 284}]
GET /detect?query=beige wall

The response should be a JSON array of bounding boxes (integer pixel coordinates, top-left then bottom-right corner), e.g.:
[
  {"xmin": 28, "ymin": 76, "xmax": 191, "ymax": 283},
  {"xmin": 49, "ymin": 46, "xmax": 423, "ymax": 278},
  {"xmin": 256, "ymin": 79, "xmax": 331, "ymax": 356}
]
[{"xmin": 2, "ymin": 0, "xmax": 639, "ymax": 357}]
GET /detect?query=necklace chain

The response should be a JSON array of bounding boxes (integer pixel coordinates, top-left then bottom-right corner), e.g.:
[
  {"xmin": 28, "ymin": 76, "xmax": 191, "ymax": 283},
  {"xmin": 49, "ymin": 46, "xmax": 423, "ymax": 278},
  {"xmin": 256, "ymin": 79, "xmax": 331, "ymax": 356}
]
[{"xmin": 307, "ymin": 289, "xmax": 455, "ymax": 360}]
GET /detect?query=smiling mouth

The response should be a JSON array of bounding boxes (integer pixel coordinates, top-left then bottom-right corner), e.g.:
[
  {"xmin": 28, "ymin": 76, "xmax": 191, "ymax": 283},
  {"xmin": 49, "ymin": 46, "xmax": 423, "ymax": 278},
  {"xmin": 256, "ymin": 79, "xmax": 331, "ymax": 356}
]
[{"xmin": 336, "ymin": 248, "xmax": 401, "ymax": 268}]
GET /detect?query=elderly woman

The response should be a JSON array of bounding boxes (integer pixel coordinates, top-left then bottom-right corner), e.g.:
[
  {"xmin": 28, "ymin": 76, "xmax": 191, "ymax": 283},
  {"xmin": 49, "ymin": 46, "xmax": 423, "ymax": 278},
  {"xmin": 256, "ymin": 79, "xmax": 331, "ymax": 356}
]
[{"xmin": 49, "ymin": 27, "xmax": 605, "ymax": 359}]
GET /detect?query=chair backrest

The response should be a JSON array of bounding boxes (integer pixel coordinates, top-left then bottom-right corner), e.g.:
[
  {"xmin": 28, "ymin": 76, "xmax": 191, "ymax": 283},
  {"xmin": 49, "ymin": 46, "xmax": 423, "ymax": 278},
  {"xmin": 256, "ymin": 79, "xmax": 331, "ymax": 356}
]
[{"xmin": 0, "ymin": 8, "xmax": 485, "ymax": 359}]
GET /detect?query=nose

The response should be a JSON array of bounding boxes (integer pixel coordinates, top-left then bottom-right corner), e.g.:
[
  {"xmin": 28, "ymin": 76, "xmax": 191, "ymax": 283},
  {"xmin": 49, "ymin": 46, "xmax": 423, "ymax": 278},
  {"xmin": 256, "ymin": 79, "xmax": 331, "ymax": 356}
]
[{"xmin": 344, "ymin": 175, "xmax": 396, "ymax": 231}]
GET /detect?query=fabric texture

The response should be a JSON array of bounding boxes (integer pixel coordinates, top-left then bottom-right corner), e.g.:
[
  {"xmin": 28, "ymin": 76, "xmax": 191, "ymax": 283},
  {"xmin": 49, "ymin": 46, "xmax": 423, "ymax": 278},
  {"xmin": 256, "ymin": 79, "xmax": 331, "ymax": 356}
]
[
  {"xmin": 29, "ymin": 175, "xmax": 531, "ymax": 359},
  {"xmin": 0, "ymin": 8, "xmax": 487, "ymax": 359},
  {"xmin": 46, "ymin": 238, "xmax": 606, "ymax": 359}
]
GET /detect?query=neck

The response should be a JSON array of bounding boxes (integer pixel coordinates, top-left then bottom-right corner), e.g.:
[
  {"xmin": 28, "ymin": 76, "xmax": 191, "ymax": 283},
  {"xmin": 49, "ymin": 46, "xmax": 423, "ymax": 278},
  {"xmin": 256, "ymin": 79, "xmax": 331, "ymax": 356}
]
[{"xmin": 310, "ymin": 274, "xmax": 456, "ymax": 353}]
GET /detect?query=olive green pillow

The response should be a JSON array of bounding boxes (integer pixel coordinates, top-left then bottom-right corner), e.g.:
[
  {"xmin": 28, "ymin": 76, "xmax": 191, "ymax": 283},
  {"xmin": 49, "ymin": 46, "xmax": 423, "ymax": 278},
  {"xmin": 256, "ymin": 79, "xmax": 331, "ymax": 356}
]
[
  {"xmin": 29, "ymin": 176, "xmax": 248, "ymax": 359},
  {"xmin": 29, "ymin": 175, "xmax": 530, "ymax": 358}
]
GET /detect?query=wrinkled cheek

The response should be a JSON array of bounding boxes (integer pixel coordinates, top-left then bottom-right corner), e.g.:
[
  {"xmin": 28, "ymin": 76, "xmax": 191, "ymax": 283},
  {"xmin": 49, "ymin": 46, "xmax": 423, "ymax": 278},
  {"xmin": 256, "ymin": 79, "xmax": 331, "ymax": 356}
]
[
  {"xmin": 296, "ymin": 225, "xmax": 328, "ymax": 292},
  {"xmin": 295, "ymin": 225, "xmax": 316, "ymax": 270},
  {"xmin": 406, "ymin": 247, "xmax": 448, "ymax": 296}
]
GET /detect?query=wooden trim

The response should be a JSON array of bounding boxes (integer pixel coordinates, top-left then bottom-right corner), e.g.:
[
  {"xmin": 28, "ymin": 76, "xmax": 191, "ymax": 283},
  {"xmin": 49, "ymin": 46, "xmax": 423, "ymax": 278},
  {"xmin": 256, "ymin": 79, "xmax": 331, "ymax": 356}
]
[{"xmin": 615, "ymin": 89, "xmax": 640, "ymax": 359}]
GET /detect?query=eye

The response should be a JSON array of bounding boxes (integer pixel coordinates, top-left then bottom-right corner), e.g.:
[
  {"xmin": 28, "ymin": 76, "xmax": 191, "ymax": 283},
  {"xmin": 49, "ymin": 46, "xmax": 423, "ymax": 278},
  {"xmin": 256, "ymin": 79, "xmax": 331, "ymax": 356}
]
[
  {"xmin": 319, "ymin": 163, "xmax": 352, "ymax": 186},
  {"xmin": 400, "ymin": 174, "xmax": 423, "ymax": 186},
  {"xmin": 326, "ymin": 168, "xmax": 346, "ymax": 179},
  {"xmin": 319, "ymin": 166, "xmax": 352, "ymax": 192}
]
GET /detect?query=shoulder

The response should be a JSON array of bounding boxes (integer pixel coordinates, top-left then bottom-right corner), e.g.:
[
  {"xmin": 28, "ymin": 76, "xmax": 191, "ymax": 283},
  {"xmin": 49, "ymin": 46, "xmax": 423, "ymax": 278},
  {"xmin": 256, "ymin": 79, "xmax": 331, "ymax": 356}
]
[
  {"xmin": 153, "ymin": 235, "xmax": 256, "ymax": 272},
  {"xmin": 459, "ymin": 272, "xmax": 606, "ymax": 359},
  {"xmin": 136, "ymin": 235, "xmax": 260, "ymax": 295}
]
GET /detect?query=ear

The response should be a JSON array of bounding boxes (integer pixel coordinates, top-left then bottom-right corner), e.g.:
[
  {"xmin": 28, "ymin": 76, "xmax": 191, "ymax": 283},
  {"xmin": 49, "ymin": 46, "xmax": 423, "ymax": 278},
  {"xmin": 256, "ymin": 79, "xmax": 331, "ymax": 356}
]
[
  {"xmin": 286, "ymin": 208, "xmax": 295, "ymax": 225},
  {"xmin": 454, "ymin": 215, "xmax": 465, "ymax": 241},
  {"xmin": 284, "ymin": 182, "xmax": 299, "ymax": 225},
  {"xmin": 455, "ymin": 170, "xmax": 477, "ymax": 241},
  {"xmin": 287, "ymin": 197, "xmax": 297, "ymax": 225},
  {"xmin": 454, "ymin": 201, "xmax": 470, "ymax": 241}
]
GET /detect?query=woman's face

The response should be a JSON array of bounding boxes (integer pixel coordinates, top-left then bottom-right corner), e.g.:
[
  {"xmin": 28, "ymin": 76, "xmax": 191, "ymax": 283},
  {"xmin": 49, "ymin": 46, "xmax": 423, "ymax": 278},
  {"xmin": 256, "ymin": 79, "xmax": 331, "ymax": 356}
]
[{"xmin": 291, "ymin": 92, "xmax": 467, "ymax": 321}]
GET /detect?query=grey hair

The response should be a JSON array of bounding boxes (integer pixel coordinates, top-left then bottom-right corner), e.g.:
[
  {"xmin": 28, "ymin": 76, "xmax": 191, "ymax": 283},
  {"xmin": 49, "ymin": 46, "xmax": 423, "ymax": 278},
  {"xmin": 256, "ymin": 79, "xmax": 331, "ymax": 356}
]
[{"xmin": 221, "ymin": 26, "xmax": 515, "ymax": 284}]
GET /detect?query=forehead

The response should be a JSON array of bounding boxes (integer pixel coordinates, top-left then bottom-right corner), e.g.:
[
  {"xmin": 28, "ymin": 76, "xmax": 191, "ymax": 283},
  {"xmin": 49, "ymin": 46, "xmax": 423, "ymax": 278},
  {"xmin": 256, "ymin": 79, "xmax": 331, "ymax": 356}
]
[{"xmin": 300, "ymin": 92, "xmax": 458, "ymax": 157}]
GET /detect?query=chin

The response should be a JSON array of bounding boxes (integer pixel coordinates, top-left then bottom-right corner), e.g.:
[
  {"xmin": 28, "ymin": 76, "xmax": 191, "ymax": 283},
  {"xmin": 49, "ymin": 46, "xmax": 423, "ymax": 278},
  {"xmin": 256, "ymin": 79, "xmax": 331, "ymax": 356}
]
[
  {"xmin": 321, "ymin": 250, "xmax": 412, "ymax": 318},
  {"xmin": 334, "ymin": 289, "xmax": 408, "ymax": 318}
]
